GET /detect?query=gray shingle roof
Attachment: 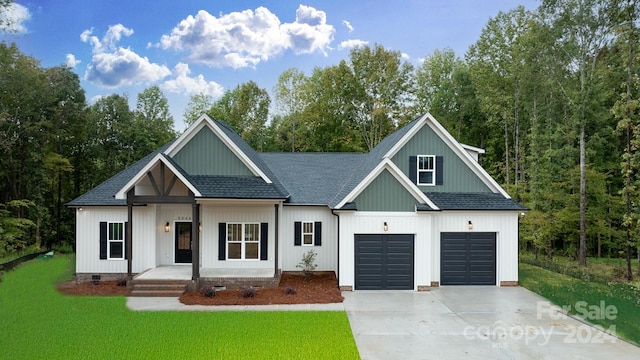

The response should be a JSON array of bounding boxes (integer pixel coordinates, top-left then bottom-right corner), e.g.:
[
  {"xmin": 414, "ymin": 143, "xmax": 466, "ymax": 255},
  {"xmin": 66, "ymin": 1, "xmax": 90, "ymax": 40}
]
[
  {"xmin": 426, "ymin": 192, "xmax": 527, "ymax": 211},
  {"xmin": 259, "ymin": 153, "xmax": 364, "ymax": 205},
  {"xmin": 188, "ymin": 175, "xmax": 287, "ymax": 199}
]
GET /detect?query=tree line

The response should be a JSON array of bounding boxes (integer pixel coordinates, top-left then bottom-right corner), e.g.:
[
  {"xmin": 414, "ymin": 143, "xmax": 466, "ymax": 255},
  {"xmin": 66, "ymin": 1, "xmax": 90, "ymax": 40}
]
[{"xmin": 1, "ymin": 0, "xmax": 639, "ymax": 279}]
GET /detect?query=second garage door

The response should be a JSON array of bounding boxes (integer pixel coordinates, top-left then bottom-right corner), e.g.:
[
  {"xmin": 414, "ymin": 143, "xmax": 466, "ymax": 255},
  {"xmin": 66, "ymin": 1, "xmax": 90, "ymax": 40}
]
[
  {"xmin": 441, "ymin": 232, "xmax": 496, "ymax": 285},
  {"xmin": 355, "ymin": 234, "xmax": 414, "ymax": 290}
]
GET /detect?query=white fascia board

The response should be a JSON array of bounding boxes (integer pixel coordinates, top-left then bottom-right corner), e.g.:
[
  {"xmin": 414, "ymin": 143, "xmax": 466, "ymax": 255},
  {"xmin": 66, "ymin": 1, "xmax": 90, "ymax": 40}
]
[
  {"xmin": 164, "ymin": 114, "xmax": 272, "ymax": 184},
  {"xmin": 383, "ymin": 113, "xmax": 429, "ymax": 159},
  {"xmin": 114, "ymin": 153, "xmax": 201, "ymax": 200},
  {"xmin": 335, "ymin": 158, "xmax": 440, "ymax": 210},
  {"xmin": 461, "ymin": 143, "xmax": 485, "ymax": 154}
]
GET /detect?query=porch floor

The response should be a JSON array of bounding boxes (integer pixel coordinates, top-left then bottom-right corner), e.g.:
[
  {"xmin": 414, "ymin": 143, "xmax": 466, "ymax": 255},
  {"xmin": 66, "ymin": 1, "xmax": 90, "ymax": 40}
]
[{"xmin": 134, "ymin": 266, "xmax": 276, "ymax": 280}]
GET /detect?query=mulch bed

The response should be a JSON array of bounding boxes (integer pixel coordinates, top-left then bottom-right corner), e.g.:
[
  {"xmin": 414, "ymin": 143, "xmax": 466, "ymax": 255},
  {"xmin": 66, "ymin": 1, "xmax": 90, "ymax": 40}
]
[
  {"xmin": 180, "ymin": 272, "xmax": 343, "ymax": 306},
  {"xmin": 56, "ymin": 272, "xmax": 344, "ymax": 306}
]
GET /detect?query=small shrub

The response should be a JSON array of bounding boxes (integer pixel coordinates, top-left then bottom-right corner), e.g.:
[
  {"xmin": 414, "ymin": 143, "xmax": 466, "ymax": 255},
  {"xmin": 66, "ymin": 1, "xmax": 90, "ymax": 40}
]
[
  {"xmin": 241, "ymin": 287, "xmax": 256, "ymax": 298},
  {"xmin": 283, "ymin": 286, "xmax": 297, "ymax": 295},
  {"xmin": 296, "ymin": 249, "xmax": 318, "ymax": 276},
  {"xmin": 116, "ymin": 277, "xmax": 128, "ymax": 287},
  {"xmin": 201, "ymin": 286, "xmax": 216, "ymax": 298}
]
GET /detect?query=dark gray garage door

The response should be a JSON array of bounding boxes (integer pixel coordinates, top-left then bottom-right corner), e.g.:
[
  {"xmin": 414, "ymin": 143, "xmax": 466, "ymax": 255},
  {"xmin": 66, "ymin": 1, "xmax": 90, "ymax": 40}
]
[
  {"xmin": 441, "ymin": 232, "xmax": 496, "ymax": 285},
  {"xmin": 355, "ymin": 234, "xmax": 414, "ymax": 290}
]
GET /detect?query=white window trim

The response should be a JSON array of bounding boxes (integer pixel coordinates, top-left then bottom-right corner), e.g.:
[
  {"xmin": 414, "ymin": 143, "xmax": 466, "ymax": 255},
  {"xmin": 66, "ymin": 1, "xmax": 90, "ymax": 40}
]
[
  {"xmin": 302, "ymin": 221, "xmax": 315, "ymax": 247},
  {"xmin": 226, "ymin": 222, "xmax": 261, "ymax": 261},
  {"xmin": 107, "ymin": 221, "xmax": 125, "ymax": 260},
  {"xmin": 417, "ymin": 155, "xmax": 436, "ymax": 186}
]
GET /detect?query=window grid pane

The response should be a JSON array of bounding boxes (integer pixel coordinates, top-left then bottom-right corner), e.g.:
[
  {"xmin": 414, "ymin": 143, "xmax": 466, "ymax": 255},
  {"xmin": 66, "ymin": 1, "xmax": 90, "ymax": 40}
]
[
  {"xmin": 302, "ymin": 222, "xmax": 314, "ymax": 245},
  {"xmin": 227, "ymin": 223, "xmax": 260, "ymax": 260}
]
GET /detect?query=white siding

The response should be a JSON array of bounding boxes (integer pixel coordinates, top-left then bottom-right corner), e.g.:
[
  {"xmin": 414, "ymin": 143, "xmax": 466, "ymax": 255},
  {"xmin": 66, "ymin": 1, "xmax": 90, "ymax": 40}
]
[
  {"xmin": 338, "ymin": 211, "xmax": 433, "ymax": 290},
  {"xmin": 280, "ymin": 206, "xmax": 338, "ymax": 272},
  {"xmin": 200, "ymin": 203, "xmax": 276, "ymax": 270},
  {"xmin": 156, "ymin": 204, "xmax": 194, "ymax": 265},
  {"xmin": 431, "ymin": 211, "xmax": 519, "ymax": 285}
]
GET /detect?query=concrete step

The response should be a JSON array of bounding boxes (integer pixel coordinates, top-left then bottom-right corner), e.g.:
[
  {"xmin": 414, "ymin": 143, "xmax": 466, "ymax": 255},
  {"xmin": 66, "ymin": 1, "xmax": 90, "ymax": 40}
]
[{"xmin": 129, "ymin": 280, "xmax": 189, "ymax": 297}]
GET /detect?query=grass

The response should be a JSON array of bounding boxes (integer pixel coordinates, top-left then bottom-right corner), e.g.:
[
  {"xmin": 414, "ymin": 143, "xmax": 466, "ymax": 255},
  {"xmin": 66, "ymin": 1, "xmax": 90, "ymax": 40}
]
[
  {"xmin": 520, "ymin": 262, "xmax": 640, "ymax": 345},
  {"xmin": 0, "ymin": 256, "xmax": 359, "ymax": 359}
]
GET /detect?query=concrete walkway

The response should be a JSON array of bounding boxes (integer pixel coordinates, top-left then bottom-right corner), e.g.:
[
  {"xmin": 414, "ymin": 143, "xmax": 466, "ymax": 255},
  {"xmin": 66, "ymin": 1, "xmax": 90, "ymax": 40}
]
[
  {"xmin": 126, "ymin": 296, "xmax": 344, "ymax": 312},
  {"xmin": 343, "ymin": 287, "xmax": 640, "ymax": 360}
]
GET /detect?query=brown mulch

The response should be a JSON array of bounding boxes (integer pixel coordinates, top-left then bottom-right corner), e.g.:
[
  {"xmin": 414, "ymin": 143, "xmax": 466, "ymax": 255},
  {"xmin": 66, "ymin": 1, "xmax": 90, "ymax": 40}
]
[
  {"xmin": 57, "ymin": 280, "xmax": 131, "ymax": 296},
  {"xmin": 55, "ymin": 272, "xmax": 344, "ymax": 306},
  {"xmin": 180, "ymin": 272, "xmax": 343, "ymax": 306}
]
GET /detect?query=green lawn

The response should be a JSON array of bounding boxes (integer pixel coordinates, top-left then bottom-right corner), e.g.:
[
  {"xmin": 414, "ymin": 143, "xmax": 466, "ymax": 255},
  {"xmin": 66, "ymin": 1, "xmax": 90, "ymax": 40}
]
[
  {"xmin": 0, "ymin": 256, "xmax": 359, "ymax": 360},
  {"xmin": 520, "ymin": 262, "xmax": 640, "ymax": 345}
]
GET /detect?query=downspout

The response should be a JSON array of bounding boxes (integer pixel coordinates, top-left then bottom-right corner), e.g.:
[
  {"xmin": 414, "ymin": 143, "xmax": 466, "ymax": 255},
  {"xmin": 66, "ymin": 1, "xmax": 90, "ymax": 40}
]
[
  {"xmin": 331, "ymin": 209, "xmax": 340, "ymax": 286},
  {"xmin": 274, "ymin": 203, "xmax": 279, "ymax": 278}
]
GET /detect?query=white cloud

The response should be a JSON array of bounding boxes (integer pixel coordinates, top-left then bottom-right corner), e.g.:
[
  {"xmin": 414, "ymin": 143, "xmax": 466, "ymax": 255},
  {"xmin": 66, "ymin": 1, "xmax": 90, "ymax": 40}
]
[
  {"xmin": 401, "ymin": 53, "xmax": 410, "ymax": 60},
  {"xmin": 0, "ymin": 3, "xmax": 31, "ymax": 33},
  {"xmin": 65, "ymin": 54, "xmax": 81, "ymax": 68},
  {"xmin": 160, "ymin": 5, "xmax": 335, "ymax": 68},
  {"xmin": 342, "ymin": 20, "xmax": 354, "ymax": 33},
  {"xmin": 160, "ymin": 63, "xmax": 224, "ymax": 98},
  {"xmin": 338, "ymin": 39, "xmax": 368, "ymax": 50},
  {"xmin": 81, "ymin": 24, "xmax": 170, "ymax": 88}
]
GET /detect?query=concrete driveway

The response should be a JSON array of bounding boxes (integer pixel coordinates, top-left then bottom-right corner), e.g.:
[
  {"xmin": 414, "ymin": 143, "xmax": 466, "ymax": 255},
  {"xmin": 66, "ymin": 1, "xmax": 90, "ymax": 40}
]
[{"xmin": 343, "ymin": 287, "xmax": 640, "ymax": 360}]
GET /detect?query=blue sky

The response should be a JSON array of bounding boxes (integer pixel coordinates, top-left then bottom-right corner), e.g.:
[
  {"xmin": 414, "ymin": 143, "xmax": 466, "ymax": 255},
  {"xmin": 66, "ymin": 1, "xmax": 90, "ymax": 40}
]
[{"xmin": 1, "ymin": 0, "xmax": 538, "ymax": 131}]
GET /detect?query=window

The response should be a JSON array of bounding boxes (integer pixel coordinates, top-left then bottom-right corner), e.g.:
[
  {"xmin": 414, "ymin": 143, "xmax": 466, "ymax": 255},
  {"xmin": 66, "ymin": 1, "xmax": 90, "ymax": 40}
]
[
  {"xmin": 227, "ymin": 223, "xmax": 260, "ymax": 260},
  {"xmin": 108, "ymin": 222, "xmax": 124, "ymax": 260},
  {"xmin": 302, "ymin": 222, "xmax": 314, "ymax": 246},
  {"xmin": 417, "ymin": 155, "xmax": 436, "ymax": 186}
]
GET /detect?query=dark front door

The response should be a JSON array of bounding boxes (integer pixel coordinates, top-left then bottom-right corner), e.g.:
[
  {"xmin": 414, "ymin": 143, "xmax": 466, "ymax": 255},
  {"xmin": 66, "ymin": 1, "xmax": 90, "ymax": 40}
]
[
  {"xmin": 355, "ymin": 234, "xmax": 414, "ymax": 290},
  {"xmin": 175, "ymin": 222, "xmax": 192, "ymax": 264}
]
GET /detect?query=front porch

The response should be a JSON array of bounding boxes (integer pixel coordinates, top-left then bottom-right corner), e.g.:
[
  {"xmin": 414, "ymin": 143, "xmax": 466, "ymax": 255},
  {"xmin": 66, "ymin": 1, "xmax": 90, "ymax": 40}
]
[{"xmin": 132, "ymin": 266, "xmax": 281, "ymax": 290}]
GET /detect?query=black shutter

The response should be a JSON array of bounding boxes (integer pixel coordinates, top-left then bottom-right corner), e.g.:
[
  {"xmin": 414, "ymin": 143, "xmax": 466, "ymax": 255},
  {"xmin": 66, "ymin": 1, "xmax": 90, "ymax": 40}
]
[
  {"xmin": 218, "ymin": 223, "xmax": 226, "ymax": 260},
  {"xmin": 99, "ymin": 222, "xmax": 107, "ymax": 259},
  {"xmin": 314, "ymin": 222, "xmax": 322, "ymax": 246},
  {"xmin": 409, "ymin": 156, "xmax": 417, "ymax": 184},
  {"xmin": 436, "ymin": 156, "xmax": 444, "ymax": 185},
  {"xmin": 124, "ymin": 222, "xmax": 129, "ymax": 260},
  {"xmin": 260, "ymin": 223, "xmax": 268, "ymax": 260},
  {"xmin": 294, "ymin": 221, "xmax": 302, "ymax": 246}
]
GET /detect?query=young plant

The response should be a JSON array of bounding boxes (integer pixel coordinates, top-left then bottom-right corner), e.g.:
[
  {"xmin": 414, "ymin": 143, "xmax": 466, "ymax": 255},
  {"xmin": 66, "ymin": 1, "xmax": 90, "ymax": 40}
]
[
  {"xmin": 296, "ymin": 249, "xmax": 318, "ymax": 277},
  {"xmin": 241, "ymin": 287, "xmax": 256, "ymax": 298},
  {"xmin": 116, "ymin": 277, "xmax": 128, "ymax": 287},
  {"xmin": 200, "ymin": 286, "xmax": 216, "ymax": 298},
  {"xmin": 283, "ymin": 286, "xmax": 297, "ymax": 295}
]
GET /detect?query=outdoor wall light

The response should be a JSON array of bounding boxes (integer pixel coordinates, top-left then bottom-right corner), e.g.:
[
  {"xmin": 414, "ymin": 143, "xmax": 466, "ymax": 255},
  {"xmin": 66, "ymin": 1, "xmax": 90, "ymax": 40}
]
[
  {"xmin": 384, "ymin": 222, "xmax": 389, "ymax": 231},
  {"xmin": 467, "ymin": 220, "xmax": 473, "ymax": 230},
  {"xmin": 199, "ymin": 222, "xmax": 202, "ymax": 232},
  {"xmin": 165, "ymin": 222, "xmax": 170, "ymax": 232}
]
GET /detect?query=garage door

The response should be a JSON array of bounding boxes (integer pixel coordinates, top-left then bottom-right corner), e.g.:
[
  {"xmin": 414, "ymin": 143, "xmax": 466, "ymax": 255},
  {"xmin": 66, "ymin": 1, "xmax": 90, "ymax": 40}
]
[
  {"xmin": 355, "ymin": 234, "xmax": 414, "ymax": 290},
  {"xmin": 441, "ymin": 232, "xmax": 496, "ymax": 285}
]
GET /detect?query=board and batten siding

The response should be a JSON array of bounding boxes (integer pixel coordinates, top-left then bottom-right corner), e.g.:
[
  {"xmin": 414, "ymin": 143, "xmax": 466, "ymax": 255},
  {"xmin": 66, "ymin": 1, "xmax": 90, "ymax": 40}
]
[
  {"xmin": 353, "ymin": 169, "xmax": 418, "ymax": 212},
  {"xmin": 279, "ymin": 206, "xmax": 338, "ymax": 272},
  {"xmin": 199, "ymin": 203, "xmax": 276, "ymax": 270},
  {"xmin": 338, "ymin": 211, "xmax": 433, "ymax": 290},
  {"xmin": 391, "ymin": 123, "xmax": 490, "ymax": 193},
  {"xmin": 75, "ymin": 206, "xmax": 156, "ymax": 275},
  {"xmin": 431, "ymin": 211, "xmax": 519, "ymax": 285},
  {"xmin": 171, "ymin": 126, "xmax": 254, "ymax": 176}
]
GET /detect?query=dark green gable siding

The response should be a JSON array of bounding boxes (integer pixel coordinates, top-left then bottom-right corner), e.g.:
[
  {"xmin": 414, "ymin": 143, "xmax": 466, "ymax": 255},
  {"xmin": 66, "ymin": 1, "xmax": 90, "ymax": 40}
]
[
  {"xmin": 354, "ymin": 169, "xmax": 417, "ymax": 211},
  {"xmin": 391, "ymin": 124, "xmax": 491, "ymax": 193},
  {"xmin": 172, "ymin": 126, "xmax": 254, "ymax": 176}
]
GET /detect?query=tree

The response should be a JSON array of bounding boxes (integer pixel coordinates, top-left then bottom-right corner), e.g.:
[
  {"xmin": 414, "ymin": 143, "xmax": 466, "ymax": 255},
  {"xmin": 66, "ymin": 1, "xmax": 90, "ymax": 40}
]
[
  {"xmin": 133, "ymin": 86, "xmax": 175, "ymax": 160},
  {"xmin": 183, "ymin": 93, "xmax": 214, "ymax": 127},
  {"xmin": 541, "ymin": 0, "xmax": 616, "ymax": 266},
  {"xmin": 273, "ymin": 68, "xmax": 308, "ymax": 152}
]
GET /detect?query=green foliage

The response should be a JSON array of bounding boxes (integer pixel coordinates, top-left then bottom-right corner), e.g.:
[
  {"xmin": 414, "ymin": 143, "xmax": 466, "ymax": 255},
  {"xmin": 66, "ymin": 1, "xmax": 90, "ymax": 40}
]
[
  {"xmin": 0, "ymin": 200, "xmax": 35, "ymax": 257},
  {"xmin": 0, "ymin": 256, "xmax": 359, "ymax": 359},
  {"xmin": 296, "ymin": 249, "xmax": 318, "ymax": 276},
  {"xmin": 520, "ymin": 262, "xmax": 640, "ymax": 344}
]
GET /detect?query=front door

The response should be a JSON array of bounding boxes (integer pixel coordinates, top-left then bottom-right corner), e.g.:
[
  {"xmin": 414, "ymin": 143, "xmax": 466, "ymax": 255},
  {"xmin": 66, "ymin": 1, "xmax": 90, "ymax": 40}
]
[{"xmin": 175, "ymin": 222, "xmax": 192, "ymax": 264}]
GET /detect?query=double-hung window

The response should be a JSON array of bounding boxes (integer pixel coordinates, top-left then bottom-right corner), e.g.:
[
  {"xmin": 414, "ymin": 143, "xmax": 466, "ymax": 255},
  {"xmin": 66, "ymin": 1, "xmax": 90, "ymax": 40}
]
[
  {"xmin": 417, "ymin": 155, "xmax": 436, "ymax": 186},
  {"xmin": 227, "ymin": 223, "xmax": 260, "ymax": 260},
  {"xmin": 108, "ymin": 222, "xmax": 125, "ymax": 260},
  {"xmin": 302, "ymin": 222, "xmax": 314, "ymax": 246}
]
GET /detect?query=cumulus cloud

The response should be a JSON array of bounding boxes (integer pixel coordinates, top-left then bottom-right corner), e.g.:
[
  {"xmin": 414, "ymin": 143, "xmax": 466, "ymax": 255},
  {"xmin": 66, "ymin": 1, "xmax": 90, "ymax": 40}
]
[
  {"xmin": 401, "ymin": 53, "xmax": 410, "ymax": 60},
  {"xmin": 160, "ymin": 63, "xmax": 224, "ymax": 98},
  {"xmin": 338, "ymin": 39, "xmax": 368, "ymax": 50},
  {"xmin": 65, "ymin": 54, "xmax": 81, "ymax": 68},
  {"xmin": 160, "ymin": 5, "xmax": 335, "ymax": 68},
  {"xmin": 0, "ymin": 3, "xmax": 31, "ymax": 33},
  {"xmin": 81, "ymin": 24, "xmax": 170, "ymax": 88},
  {"xmin": 342, "ymin": 20, "xmax": 354, "ymax": 33}
]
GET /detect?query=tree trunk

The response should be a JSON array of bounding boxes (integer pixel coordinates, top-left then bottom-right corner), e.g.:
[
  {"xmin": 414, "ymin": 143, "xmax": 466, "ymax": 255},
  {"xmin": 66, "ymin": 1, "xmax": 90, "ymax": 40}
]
[
  {"xmin": 504, "ymin": 121, "xmax": 510, "ymax": 186},
  {"xmin": 578, "ymin": 125, "xmax": 587, "ymax": 266}
]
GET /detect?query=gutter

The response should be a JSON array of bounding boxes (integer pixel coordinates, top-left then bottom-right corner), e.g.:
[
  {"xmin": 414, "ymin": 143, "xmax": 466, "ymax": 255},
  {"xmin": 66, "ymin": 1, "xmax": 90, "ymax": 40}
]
[{"xmin": 331, "ymin": 209, "xmax": 340, "ymax": 287}]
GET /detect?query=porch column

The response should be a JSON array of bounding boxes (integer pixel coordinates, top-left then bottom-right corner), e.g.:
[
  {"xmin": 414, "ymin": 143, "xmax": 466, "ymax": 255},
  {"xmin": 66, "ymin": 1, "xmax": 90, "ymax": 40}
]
[
  {"xmin": 274, "ymin": 204, "xmax": 279, "ymax": 277},
  {"xmin": 126, "ymin": 202, "xmax": 133, "ymax": 279},
  {"xmin": 191, "ymin": 203, "xmax": 200, "ymax": 281}
]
